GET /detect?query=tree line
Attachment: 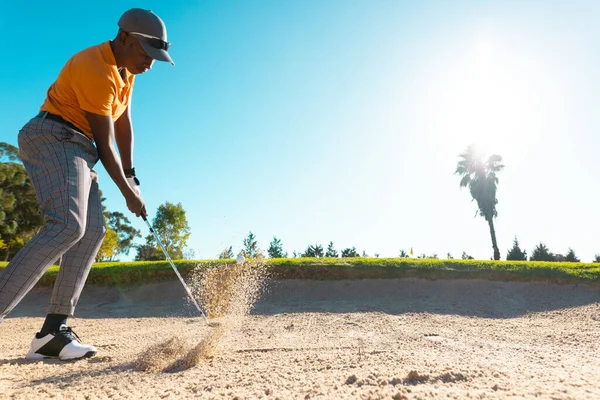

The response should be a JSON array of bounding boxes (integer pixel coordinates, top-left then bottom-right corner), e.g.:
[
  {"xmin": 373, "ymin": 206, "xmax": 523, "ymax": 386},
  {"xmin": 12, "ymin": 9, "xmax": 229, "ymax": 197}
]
[
  {"xmin": 218, "ymin": 232, "xmax": 595, "ymax": 263},
  {"xmin": 218, "ymin": 232, "xmax": 371, "ymax": 259}
]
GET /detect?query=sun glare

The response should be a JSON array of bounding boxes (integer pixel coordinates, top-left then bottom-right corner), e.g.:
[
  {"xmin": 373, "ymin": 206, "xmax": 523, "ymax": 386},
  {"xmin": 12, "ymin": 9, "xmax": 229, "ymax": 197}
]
[{"xmin": 417, "ymin": 31, "xmax": 552, "ymax": 161}]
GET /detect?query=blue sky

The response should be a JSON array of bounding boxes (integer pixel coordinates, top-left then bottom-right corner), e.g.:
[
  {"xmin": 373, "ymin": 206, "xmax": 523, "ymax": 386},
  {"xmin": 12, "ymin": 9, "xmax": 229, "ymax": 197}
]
[{"xmin": 1, "ymin": 0, "xmax": 599, "ymax": 261}]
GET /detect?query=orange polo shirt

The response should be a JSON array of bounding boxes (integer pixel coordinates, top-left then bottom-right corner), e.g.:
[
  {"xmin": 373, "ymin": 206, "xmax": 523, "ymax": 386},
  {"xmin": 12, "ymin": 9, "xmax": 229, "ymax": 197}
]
[{"xmin": 40, "ymin": 41, "xmax": 135, "ymax": 140}]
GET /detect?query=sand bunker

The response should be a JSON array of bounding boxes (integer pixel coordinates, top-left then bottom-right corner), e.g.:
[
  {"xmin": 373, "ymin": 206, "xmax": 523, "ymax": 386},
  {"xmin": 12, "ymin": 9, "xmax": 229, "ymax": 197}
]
[{"xmin": 1, "ymin": 279, "xmax": 598, "ymax": 399}]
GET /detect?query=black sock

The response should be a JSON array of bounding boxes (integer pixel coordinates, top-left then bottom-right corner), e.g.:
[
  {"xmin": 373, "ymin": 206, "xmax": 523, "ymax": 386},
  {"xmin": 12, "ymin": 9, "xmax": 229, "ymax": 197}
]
[{"xmin": 37, "ymin": 314, "xmax": 68, "ymax": 338}]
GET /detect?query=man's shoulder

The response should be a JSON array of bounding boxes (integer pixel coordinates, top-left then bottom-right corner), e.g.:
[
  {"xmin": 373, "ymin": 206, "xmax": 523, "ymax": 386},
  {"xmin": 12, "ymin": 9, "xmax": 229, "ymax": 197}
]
[
  {"xmin": 69, "ymin": 41, "xmax": 110, "ymax": 66},
  {"xmin": 66, "ymin": 42, "xmax": 114, "ymax": 81}
]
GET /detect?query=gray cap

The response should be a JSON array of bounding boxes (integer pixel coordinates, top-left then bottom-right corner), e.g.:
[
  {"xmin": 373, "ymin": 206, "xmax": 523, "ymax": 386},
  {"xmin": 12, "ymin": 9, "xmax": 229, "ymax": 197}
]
[{"xmin": 118, "ymin": 8, "xmax": 174, "ymax": 65}]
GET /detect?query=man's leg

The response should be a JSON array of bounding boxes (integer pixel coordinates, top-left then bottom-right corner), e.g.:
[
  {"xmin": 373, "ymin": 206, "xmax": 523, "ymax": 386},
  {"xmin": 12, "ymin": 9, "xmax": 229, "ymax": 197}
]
[
  {"xmin": 47, "ymin": 168, "xmax": 105, "ymax": 319},
  {"xmin": 0, "ymin": 118, "xmax": 93, "ymax": 322},
  {"xmin": 0, "ymin": 117, "xmax": 102, "ymax": 360}
]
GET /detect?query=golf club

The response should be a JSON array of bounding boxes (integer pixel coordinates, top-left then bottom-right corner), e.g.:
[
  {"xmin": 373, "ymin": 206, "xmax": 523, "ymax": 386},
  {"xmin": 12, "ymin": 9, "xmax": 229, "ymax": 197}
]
[{"xmin": 142, "ymin": 214, "xmax": 210, "ymax": 325}]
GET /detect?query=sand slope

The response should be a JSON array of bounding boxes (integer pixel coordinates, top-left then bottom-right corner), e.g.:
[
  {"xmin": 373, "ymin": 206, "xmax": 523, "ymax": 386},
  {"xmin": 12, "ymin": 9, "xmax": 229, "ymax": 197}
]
[{"xmin": 1, "ymin": 279, "xmax": 599, "ymax": 399}]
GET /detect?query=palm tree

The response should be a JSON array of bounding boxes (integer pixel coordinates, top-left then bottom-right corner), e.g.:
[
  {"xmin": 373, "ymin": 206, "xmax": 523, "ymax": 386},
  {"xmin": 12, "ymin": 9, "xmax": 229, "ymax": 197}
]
[{"xmin": 455, "ymin": 144, "xmax": 505, "ymax": 260}]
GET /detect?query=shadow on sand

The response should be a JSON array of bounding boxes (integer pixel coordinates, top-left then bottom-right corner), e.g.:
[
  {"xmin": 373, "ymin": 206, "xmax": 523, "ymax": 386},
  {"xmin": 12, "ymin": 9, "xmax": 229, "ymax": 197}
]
[
  {"xmin": 0, "ymin": 348, "xmax": 200, "ymax": 387},
  {"xmin": 0, "ymin": 357, "xmax": 134, "ymax": 388},
  {"xmin": 5, "ymin": 278, "xmax": 600, "ymax": 320}
]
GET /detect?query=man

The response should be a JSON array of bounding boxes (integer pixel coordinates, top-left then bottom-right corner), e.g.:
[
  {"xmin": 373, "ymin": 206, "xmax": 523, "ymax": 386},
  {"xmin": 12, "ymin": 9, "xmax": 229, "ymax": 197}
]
[{"xmin": 0, "ymin": 8, "xmax": 174, "ymax": 360}]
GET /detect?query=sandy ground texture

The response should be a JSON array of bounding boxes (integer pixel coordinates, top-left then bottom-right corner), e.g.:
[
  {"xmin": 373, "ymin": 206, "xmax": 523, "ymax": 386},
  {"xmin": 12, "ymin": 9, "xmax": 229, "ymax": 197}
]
[{"xmin": 1, "ymin": 278, "xmax": 599, "ymax": 399}]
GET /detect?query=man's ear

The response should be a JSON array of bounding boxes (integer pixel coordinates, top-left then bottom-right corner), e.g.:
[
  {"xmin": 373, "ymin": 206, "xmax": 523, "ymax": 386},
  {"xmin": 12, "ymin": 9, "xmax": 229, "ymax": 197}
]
[{"xmin": 117, "ymin": 29, "xmax": 128, "ymax": 45}]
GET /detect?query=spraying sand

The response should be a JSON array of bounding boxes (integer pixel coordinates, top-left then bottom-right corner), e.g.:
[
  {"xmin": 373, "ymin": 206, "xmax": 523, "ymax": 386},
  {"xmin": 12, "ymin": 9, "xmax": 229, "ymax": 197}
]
[
  {"xmin": 133, "ymin": 336, "xmax": 190, "ymax": 372},
  {"xmin": 133, "ymin": 257, "xmax": 270, "ymax": 373},
  {"xmin": 0, "ymin": 278, "xmax": 599, "ymax": 399}
]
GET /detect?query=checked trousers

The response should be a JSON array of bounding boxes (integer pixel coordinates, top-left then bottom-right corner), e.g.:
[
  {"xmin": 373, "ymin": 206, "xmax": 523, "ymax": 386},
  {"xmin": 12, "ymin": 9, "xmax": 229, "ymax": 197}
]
[{"xmin": 0, "ymin": 113, "xmax": 106, "ymax": 320}]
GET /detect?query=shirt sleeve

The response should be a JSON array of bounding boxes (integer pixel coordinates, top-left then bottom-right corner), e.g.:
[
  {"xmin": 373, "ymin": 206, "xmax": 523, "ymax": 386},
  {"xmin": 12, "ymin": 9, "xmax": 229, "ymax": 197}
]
[{"xmin": 70, "ymin": 56, "xmax": 115, "ymax": 116}]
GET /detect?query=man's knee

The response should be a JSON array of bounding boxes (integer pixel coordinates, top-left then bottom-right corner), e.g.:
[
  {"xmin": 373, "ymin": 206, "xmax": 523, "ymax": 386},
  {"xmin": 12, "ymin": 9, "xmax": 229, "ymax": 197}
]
[
  {"xmin": 97, "ymin": 224, "xmax": 107, "ymax": 240},
  {"xmin": 60, "ymin": 219, "xmax": 87, "ymax": 246},
  {"xmin": 87, "ymin": 216, "xmax": 107, "ymax": 243},
  {"xmin": 54, "ymin": 203, "xmax": 106, "ymax": 247}
]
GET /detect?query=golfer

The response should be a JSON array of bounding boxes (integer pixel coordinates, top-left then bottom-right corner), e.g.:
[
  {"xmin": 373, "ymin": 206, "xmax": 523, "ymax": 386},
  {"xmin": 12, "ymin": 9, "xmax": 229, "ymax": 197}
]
[{"xmin": 0, "ymin": 8, "xmax": 174, "ymax": 360}]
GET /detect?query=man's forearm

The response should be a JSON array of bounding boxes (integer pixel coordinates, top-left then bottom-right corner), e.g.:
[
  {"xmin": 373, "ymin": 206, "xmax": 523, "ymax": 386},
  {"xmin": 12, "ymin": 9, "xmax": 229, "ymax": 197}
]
[
  {"xmin": 96, "ymin": 141, "xmax": 134, "ymax": 197},
  {"xmin": 115, "ymin": 104, "xmax": 134, "ymax": 173},
  {"xmin": 86, "ymin": 110, "xmax": 136, "ymax": 201},
  {"xmin": 115, "ymin": 125, "xmax": 134, "ymax": 172}
]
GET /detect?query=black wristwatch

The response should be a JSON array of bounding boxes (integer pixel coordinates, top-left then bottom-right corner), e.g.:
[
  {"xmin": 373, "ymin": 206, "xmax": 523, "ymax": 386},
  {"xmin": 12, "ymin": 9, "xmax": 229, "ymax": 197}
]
[{"xmin": 124, "ymin": 168, "xmax": 136, "ymax": 177}]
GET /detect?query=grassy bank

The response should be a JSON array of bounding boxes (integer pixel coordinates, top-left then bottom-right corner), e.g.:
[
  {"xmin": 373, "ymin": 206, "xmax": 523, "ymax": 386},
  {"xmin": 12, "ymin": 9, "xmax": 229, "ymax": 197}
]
[{"xmin": 1, "ymin": 258, "xmax": 599, "ymax": 286}]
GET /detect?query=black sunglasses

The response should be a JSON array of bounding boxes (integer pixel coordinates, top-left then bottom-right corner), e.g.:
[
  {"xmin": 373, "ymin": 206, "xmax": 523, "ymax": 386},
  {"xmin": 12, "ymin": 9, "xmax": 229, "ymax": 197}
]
[{"xmin": 129, "ymin": 32, "xmax": 171, "ymax": 51}]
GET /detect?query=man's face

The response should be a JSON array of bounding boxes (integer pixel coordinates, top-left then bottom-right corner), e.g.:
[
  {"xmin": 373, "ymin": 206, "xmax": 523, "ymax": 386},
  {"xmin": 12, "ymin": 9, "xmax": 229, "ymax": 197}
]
[{"xmin": 122, "ymin": 33, "xmax": 155, "ymax": 75}]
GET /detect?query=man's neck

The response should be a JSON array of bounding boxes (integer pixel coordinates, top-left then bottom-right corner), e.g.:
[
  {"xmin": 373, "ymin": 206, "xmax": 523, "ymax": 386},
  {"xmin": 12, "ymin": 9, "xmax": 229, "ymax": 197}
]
[
  {"xmin": 109, "ymin": 40, "xmax": 125, "ymax": 69},
  {"xmin": 109, "ymin": 40, "xmax": 127, "ymax": 80}
]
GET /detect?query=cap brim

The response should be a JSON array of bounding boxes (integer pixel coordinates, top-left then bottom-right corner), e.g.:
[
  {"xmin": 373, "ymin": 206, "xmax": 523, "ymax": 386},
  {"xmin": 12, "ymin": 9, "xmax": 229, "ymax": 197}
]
[{"xmin": 138, "ymin": 39, "xmax": 175, "ymax": 66}]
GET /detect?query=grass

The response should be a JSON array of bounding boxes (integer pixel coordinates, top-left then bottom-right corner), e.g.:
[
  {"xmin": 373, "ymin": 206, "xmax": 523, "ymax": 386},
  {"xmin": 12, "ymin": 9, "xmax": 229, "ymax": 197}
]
[
  {"xmin": 0, "ymin": 257, "xmax": 599, "ymax": 287},
  {"xmin": 266, "ymin": 257, "xmax": 600, "ymax": 282}
]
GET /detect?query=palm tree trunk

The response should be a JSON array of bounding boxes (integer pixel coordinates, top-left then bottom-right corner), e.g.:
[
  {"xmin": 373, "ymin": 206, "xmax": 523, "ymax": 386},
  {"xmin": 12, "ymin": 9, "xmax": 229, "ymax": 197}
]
[{"xmin": 487, "ymin": 219, "xmax": 501, "ymax": 260}]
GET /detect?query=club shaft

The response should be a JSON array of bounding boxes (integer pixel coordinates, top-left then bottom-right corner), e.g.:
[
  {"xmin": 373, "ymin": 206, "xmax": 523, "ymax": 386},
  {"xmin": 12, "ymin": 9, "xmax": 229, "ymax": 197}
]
[{"xmin": 143, "ymin": 218, "xmax": 209, "ymax": 324}]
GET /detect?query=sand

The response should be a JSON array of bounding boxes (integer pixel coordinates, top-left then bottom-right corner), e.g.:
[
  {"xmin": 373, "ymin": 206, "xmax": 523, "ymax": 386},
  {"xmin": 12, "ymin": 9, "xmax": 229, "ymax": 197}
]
[{"xmin": 1, "ymin": 278, "xmax": 599, "ymax": 399}]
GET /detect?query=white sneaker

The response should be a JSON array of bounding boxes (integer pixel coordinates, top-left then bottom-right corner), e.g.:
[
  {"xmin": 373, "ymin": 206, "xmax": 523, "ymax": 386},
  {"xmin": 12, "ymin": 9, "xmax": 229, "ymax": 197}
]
[{"xmin": 25, "ymin": 324, "xmax": 97, "ymax": 361}]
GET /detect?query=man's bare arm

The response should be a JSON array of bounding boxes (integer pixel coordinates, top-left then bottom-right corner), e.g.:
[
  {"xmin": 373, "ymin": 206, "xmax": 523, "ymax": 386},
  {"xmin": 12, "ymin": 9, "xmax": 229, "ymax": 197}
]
[
  {"xmin": 86, "ymin": 112, "xmax": 146, "ymax": 217},
  {"xmin": 114, "ymin": 105, "xmax": 134, "ymax": 174}
]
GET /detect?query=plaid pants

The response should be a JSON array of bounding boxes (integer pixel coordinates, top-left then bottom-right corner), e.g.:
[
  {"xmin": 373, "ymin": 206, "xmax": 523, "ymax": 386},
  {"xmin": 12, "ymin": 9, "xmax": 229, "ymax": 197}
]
[{"xmin": 0, "ymin": 113, "xmax": 106, "ymax": 320}]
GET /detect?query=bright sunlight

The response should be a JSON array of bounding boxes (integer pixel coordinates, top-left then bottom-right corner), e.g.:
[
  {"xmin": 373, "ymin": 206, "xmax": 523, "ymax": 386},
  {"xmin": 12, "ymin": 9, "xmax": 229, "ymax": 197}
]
[{"xmin": 416, "ymin": 29, "xmax": 562, "ymax": 160}]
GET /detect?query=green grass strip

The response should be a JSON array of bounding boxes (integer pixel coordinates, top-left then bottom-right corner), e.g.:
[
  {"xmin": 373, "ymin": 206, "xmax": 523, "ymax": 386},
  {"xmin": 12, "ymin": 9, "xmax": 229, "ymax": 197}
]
[{"xmin": 0, "ymin": 258, "xmax": 598, "ymax": 287}]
